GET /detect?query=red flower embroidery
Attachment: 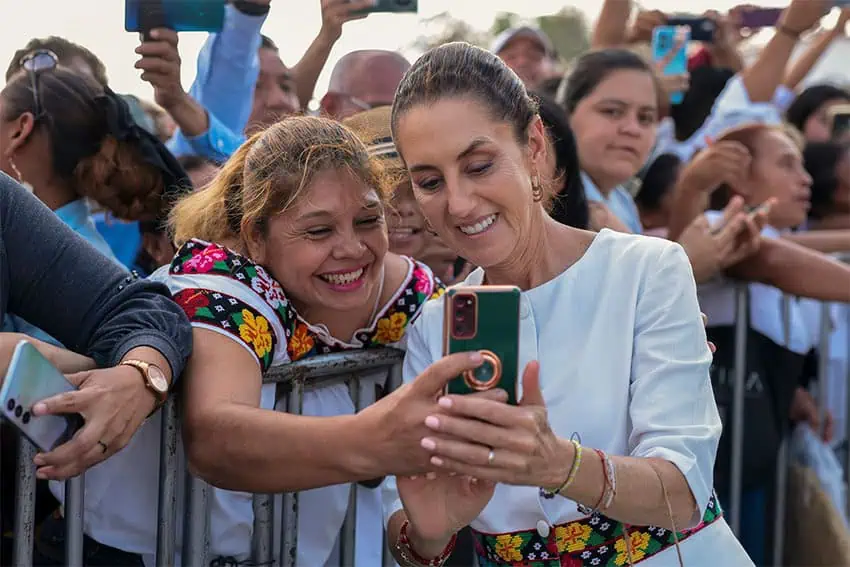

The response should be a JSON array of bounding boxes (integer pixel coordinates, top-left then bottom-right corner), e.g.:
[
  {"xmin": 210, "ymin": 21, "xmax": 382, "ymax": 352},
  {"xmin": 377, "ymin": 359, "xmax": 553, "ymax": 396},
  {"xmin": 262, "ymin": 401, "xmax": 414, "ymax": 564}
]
[
  {"xmin": 174, "ymin": 289, "xmax": 210, "ymax": 318},
  {"xmin": 413, "ymin": 268, "xmax": 432, "ymax": 294},
  {"xmin": 182, "ymin": 244, "xmax": 228, "ymax": 273}
]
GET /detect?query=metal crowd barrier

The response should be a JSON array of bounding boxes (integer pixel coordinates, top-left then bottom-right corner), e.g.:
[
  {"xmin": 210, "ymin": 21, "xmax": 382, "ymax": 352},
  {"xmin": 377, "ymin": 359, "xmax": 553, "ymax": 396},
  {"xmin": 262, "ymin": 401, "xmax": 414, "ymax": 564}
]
[
  {"xmin": 5, "ymin": 278, "xmax": 850, "ymax": 567},
  {"xmin": 5, "ymin": 348, "xmax": 405, "ymax": 567}
]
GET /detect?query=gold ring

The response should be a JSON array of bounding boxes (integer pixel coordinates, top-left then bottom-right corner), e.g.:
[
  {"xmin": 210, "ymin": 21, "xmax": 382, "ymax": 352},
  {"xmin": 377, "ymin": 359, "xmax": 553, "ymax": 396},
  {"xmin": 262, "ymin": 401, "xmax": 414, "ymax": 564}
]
[{"xmin": 98, "ymin": 441, "xmax": 108, "ymax": 454}]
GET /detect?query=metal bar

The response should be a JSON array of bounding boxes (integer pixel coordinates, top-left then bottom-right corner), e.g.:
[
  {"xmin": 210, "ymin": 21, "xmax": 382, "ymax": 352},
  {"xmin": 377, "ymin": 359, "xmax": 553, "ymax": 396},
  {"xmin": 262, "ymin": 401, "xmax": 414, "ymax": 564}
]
[
  {"xmin": 818, "ymin": 301, "xmax": 832, "ymax": 440},
  {"xmin": 13, "ymin": 437, "xmax": 36, "ymax": 566},
  {"xmin": 156, "ymin": 397, "xmax": 179, "ymax": 566},
  {"xmin": 728, "ymin": 285, "xmax": 748, "ymax": 535},
  {"xmin": 279, "ymin": 379, "xmax": 304, "ymax": 567},
  {"xmin": 252, "ymin": 494, "xmax": 274, "ymax": 565},
  {"xmin": 182, "ymin": 475, "xmax": 210, "ymax": 567},
  {"xmin": 338, "ymin": 376, "xmax": 364, "ymax": 567},
  {"xmin": 382, "ymin": 361, "xmax": 405, "ymax": 567},
  {"xmin": 64, "ymin": 474, "xmax": 85, "ymax": 567},
  {"xmin": 264, "ymin": 349, "xmax": 405, "ymax": 386},
  {"xmin": 772, "ymin": 439, "xmax": 789, "ymax": 565},
  {"xmin": 771, "ymin": 295, "xmax": 793, "ymax": 567}
]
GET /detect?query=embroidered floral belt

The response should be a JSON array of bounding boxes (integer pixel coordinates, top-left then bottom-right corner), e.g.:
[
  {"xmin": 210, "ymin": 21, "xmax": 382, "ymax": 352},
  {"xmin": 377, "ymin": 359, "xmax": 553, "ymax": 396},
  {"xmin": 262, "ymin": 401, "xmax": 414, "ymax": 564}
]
[{"xmin": 472, "ymin": 494, "xmax": 722, "ymax": 566}]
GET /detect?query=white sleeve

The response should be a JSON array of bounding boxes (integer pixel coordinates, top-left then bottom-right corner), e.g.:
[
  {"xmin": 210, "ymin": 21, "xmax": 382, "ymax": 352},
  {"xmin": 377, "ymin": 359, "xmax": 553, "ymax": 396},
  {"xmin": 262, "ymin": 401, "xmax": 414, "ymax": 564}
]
[
  {"xmin": 698, "ymin": 74, "xmax": 785, "ymax": 150},
  {"xmin": 380, "ymin": 304, "xmax": 441, "ymax": 526},
  {"xmin": 628, "ymin": 242, "xmax": 721, "ymax": 526}
]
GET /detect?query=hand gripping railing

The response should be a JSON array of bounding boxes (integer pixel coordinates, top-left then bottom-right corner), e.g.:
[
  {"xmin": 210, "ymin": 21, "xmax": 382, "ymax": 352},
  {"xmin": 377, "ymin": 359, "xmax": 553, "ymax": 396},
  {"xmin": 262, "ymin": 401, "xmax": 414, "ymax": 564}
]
[{"xmin": 4, "ymin": 347, "xmax": 404, "ymax": 567}]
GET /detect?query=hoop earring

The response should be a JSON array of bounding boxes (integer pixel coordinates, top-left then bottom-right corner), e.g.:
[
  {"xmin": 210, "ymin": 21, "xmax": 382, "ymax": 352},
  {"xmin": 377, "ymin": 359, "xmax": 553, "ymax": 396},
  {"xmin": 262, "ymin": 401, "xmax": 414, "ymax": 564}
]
[
  {"xmin": 531, "ymin": 174, "xmax": 543, "ymax": 203},
  {"xmin": 8, "ymin": 158, "xmax": 33, "ymax": 192}
]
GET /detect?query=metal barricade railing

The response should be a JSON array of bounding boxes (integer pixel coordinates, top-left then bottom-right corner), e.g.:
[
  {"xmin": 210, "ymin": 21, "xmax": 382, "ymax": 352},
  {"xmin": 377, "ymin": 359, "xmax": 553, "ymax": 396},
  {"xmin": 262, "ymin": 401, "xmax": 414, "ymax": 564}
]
[
  {"xmin": 7, "ymin": 279, "xmax": 850, "ymax": 567},
  {"xmin": 4, "ymin": 348, "xmax": 404, "ymax": 567}
]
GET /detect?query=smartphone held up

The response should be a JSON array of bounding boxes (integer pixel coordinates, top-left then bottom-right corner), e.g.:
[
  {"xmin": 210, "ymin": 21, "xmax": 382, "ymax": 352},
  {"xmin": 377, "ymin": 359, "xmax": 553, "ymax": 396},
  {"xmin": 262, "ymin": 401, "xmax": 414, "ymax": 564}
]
[
  {"xmin": 443, "ymin": 286, "xmax": 521, "ymax": 405},
  {"xmin": 0, "ymin": 341, "xmax": 82, "ymax": 453},
  {"xmin": 125, "ymin": 0, "xmax": 225, "ymax": 35}
]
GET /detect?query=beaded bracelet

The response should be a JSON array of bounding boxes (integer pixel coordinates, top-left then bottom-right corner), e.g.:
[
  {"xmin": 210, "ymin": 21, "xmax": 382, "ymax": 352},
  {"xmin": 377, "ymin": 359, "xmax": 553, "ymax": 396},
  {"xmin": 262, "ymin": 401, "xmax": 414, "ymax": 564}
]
[
  {"xmin": 540, "ymin": 439, "xmax": 582, "ymax": 499},
  {"xmin": 395, "ymin": 520, "xmax": 457, "ymax": 567}
]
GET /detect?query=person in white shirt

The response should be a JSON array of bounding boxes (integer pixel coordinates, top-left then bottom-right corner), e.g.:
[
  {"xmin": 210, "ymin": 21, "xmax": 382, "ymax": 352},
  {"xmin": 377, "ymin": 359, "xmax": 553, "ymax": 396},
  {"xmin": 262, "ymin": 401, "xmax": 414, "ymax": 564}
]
[{"xmin": 381, "ymin": 41, "xmax": 752, "ymax": 567}]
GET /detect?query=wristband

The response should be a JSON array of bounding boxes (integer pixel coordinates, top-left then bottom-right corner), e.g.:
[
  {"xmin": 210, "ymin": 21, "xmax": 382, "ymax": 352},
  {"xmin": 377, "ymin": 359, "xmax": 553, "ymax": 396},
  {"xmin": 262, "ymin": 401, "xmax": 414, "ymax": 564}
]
[{"xmin": 396, "ymin": 521, "xmax": 456, "ymax": 567}]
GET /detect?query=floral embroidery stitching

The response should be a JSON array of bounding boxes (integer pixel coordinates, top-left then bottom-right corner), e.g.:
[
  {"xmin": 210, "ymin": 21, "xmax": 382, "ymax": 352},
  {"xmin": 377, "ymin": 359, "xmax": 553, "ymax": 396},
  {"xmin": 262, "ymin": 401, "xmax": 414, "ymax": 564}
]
[
  {"xmin": 373, "ymin": 311, "xmax": 408, "ymax": 344},
  {"xmin": 473, "ymin": 494, "xmax": 722, "ymax": 567},
  {"xmin": 238, "ymin": 309, "xmax": 273, "ymax": 359},
  {"xmin": 173, "ymin": 288, "xmax": 277, "ymax": 371}
]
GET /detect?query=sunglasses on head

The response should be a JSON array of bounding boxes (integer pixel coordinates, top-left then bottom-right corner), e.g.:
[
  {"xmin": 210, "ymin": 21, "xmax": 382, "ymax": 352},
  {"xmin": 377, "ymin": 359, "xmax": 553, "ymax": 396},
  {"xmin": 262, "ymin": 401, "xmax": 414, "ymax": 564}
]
[{"xmin": 17, "ymin": 49, "xmax": 58, "ymax": 120}]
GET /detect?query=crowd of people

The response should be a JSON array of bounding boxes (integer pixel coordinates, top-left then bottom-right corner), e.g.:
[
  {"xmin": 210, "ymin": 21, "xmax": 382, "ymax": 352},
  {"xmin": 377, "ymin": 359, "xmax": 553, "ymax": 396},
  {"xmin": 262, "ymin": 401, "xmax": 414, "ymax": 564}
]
[{"xmin": 2, "ymin": 0, "xmax": 850, "ymax": 565}]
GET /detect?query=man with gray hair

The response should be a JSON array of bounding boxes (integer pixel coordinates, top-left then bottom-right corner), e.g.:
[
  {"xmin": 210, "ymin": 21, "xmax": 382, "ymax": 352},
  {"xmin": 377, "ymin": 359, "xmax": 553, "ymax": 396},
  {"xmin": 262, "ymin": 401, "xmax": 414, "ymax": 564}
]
[{"xmin": 320, "ymin": 49, "xmax": 411, "ymax": 119}]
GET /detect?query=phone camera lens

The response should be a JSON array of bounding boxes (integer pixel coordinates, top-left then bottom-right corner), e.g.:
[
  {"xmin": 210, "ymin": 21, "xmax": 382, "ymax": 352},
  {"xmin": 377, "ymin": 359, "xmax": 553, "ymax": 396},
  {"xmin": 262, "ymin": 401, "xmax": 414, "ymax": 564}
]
[
  {"xmin": 14, "ymin": 405, "xmax": 22, "ymax": 418},
  {"xmin": 6, "ymin": 399, "xmax": 14, "ymax": 411},
  {"xmin": 21, "ymin": 412, "xmax": 30, "ymax": 424}
]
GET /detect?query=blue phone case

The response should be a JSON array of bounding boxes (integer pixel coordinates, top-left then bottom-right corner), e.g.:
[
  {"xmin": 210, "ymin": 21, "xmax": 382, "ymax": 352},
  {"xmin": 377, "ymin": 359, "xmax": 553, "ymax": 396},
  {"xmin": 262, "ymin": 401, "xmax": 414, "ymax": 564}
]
[
  {"xmin": 652, "ymin": 26, "xmax": 690, "ymax": 105},
  {"xmin": 125, "ymin": 0, "xmax": 225, "ymax": 33},
  {"xmin": 0, "ymin": 341, "xmax": 81, "ymax": 453},
  {"xmin": 352, "ymin": 0, "xmax": 417, "ymax": 15}
]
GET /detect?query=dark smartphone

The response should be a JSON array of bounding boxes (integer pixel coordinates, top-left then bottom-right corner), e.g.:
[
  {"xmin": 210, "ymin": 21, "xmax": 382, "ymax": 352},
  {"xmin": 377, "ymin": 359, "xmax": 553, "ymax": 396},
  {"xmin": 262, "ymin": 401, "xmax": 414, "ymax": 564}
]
[
  {"xmin": 125, "ymin": 0, "xmax": 225, "ymax": 35},
  {"xmin": 738, "ymin": 8, "xmax": 783, "ymax": 29},
  {"xmin": 665, "ymin": 16, "xmax": 716, "ymax": 42},
  {"xmin": 830, "ymin": 105, "xmax": 850, "ymax": 139},
  {"xmin": 443, "ymin": 286, "xmax": 521, "ymax": 405},
  {"xmin": 352, "ymin": 0, "xmax": 417, "ymax": 15}
]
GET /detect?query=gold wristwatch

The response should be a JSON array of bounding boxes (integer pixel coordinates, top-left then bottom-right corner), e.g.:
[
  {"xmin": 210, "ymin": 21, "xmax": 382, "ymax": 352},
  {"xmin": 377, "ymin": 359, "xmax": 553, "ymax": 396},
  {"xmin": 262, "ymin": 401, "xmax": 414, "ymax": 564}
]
[{"xmin": 121, "ymin": 359, "xmax": 169, "ymax": 405}]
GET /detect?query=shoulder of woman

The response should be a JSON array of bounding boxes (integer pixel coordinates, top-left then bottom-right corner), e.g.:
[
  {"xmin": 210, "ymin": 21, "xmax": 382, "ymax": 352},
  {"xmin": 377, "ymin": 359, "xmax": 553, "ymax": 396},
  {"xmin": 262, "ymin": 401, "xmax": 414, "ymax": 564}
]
[{"xmin": 159, "ymin": 238, "xmax": 292, "ymax": 371}]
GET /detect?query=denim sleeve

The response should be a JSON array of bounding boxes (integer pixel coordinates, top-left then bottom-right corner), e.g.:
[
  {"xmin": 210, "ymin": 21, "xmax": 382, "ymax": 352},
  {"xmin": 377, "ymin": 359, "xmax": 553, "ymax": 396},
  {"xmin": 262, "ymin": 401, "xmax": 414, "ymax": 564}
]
[
  {"xmin": 166, "ymin": 110, "xmax": 246, "ymax": 162},
  {"xmin": 0, "ymin": 173, "xmax": 193, "ymax": 378},
  {"xmin": 190, "ymin": 3, "xmax": 265, "ymax": 133}
]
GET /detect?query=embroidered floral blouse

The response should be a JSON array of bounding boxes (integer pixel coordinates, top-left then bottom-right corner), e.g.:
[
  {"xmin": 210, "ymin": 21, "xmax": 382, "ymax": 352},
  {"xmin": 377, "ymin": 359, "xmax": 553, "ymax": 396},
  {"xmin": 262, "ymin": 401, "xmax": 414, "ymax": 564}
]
[{"xmin": 167, "ymin": 238, "xmax": 445, "ymax": 370}]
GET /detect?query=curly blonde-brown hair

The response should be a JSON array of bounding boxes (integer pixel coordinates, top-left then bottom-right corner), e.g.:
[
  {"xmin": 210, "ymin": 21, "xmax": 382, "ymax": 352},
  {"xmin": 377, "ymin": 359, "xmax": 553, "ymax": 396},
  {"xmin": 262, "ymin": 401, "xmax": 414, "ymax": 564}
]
[{"xmin": 170, "ymin": 115, "xmax": 392, "ymax": 246}]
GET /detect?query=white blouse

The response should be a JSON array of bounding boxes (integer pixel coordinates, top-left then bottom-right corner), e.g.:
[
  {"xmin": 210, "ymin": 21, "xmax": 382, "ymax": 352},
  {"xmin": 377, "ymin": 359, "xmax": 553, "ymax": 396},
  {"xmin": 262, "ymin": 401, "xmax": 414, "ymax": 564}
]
[{"xmin": 383, "ymin": 229, "xmax": 753, "ymax": 565}]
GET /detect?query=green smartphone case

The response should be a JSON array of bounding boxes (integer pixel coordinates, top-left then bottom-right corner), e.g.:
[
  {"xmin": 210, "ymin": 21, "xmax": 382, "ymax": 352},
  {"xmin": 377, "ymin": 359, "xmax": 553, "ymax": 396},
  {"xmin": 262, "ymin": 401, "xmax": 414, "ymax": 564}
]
[{"xmin": 443, "ymin": 286, "xmax": 521, "ymax": 404}]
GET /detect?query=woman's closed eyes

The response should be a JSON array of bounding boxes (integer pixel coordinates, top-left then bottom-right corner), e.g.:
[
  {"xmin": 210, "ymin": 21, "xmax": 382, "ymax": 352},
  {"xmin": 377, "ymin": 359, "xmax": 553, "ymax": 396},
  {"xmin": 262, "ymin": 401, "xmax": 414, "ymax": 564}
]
[{"xmin": 303, "ymin": 215, "xmax": 384, "ymax": 239}]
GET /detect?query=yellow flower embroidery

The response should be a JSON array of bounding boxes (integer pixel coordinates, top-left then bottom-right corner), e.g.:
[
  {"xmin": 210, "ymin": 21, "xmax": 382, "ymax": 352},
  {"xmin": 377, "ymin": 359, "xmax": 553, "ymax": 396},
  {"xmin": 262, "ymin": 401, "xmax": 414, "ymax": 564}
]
[
  {"xmin": 614, "ymin": 531, "xmax": 651, "ymax": 565},
  {"xmin": 493, "ymin": 534, "xmax": 524, "ymax": 562},
  {"xmin": 289, "ymin": 324, "xmax": 315, "ymax": 360},
  {"xmin": 555, "ymin": 523, "xmax": 592, "ymax": 553},
  {"xmin": 430, "ymin": 286, "xmax": 446, "ymax": 300},
  {"xmin": 374, "ymin": 311, "xmax": 408, "ymax": 344},
  {"xmin": 238, "ymin": 310, "xmax": 272, "ymax": 359}
]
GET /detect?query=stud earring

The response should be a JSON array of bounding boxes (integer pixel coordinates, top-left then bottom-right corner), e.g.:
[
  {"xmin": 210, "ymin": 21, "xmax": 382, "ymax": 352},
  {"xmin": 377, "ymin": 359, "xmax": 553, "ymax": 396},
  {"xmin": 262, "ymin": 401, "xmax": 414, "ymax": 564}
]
[{"xmin": 9, "ymin": 159, "xmax": 33, "ymax": 192}]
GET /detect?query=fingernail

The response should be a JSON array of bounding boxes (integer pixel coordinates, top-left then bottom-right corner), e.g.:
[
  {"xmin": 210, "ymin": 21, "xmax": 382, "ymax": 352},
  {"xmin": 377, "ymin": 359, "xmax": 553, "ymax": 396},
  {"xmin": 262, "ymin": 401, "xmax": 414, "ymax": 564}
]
[
  {"xmin": 32, "ymin": 403, "xmax": 46, "ymax": 416},
  {"xmin": 35, "ymin": 470, "xmax": 47, "ymax": 480},
  {"xmin": 33, "ymin": 454, "xmax": 45, "ymax": 466},
  {"xmin": 424, "ymin": 415, "xmax": 440, "ymax": 430},
  {"xmin": 409, "ymin": 475, "xmax": 418, "ymax": 480},
  {"xmin": 426, "ymin": 471, "xmax": 437, "ymax": 480},
  {"xmin": 470, "ymin": 476, "xmax": 478, "ymax": 483},
  {"xmin": 150, "ymin": 29, "xmax": 159, "ymax": 39},
  {"xmin": 421, "ymin": 437, "xmax": 436, "ymax": 450},
  {"xmin": 438, "ymin": 397, "xmax": 452, "ymax": 408},
  {"xmin": 431, "ymin": 456, "xmax": 444, "ymax": 467},
  {"xmin": 470, "ymin": 351, "xmax": 483, "ymax": 363}
]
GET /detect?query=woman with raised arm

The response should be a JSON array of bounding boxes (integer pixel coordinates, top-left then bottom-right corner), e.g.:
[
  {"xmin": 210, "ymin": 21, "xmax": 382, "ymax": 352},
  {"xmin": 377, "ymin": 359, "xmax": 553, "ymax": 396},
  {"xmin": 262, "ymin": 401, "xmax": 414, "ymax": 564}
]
[{"xmin": 382, "ymin": 42, "xmax": 753, "ymax": 567}]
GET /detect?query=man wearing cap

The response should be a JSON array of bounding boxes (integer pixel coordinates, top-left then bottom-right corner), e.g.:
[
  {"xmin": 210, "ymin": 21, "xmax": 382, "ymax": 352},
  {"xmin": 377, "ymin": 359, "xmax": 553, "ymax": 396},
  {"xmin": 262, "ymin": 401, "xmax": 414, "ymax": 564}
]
[{"xmin": 490, "ymin": 25, "xmax": 557, "ymax": 90}]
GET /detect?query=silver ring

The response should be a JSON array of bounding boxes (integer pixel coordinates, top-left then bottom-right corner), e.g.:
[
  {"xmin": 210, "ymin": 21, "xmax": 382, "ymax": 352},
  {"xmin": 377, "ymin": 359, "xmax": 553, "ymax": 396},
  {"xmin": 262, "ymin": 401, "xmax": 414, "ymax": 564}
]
[{"xmin": 487, "ymin": 449, "xmax": 495, "ymax": 466}]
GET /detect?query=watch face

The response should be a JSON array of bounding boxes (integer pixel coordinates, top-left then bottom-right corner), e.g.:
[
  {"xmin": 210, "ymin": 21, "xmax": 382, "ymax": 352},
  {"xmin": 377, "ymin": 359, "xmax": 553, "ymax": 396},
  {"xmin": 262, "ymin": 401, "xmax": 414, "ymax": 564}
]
[{"xmin": 148, "ymin": 366, "xmax": 169, "ymax": 393}]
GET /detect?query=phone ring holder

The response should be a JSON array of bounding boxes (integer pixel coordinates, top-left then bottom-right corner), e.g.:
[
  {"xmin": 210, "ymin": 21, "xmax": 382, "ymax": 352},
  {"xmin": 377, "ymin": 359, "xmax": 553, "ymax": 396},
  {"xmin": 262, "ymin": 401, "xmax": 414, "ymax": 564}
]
[{"xmin": 463, "ymin": 350, "xmax": 502, "ymax": 391}]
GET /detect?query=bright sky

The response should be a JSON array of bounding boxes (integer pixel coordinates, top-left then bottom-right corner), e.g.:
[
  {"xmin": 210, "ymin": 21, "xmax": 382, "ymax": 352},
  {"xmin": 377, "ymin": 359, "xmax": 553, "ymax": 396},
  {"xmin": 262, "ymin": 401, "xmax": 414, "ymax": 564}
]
[{"xmin": 0, "ymin": 0, "xmax": 799, "ymax": 103}]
